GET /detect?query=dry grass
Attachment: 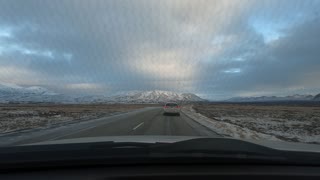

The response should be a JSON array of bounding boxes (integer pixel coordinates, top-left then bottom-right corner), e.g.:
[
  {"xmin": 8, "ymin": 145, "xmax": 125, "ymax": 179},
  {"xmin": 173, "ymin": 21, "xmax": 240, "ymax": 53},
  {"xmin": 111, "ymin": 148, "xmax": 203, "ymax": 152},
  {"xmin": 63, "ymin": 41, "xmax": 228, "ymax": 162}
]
[
  {"xmin": 0, "ymin": 104, "xmax": 160, "ymax": 134},
  {"xmin": 193, "ymin": 103, "xmax": 320, "ymax": 143}
]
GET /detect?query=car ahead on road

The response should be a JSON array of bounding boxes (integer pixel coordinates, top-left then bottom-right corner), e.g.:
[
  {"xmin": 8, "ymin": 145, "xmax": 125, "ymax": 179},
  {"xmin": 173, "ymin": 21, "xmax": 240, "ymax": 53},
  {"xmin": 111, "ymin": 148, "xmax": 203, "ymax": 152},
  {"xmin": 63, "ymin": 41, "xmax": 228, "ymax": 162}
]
[{"xmin": 163, "ymin": 102, "xmax": 181, "ymax": 116}]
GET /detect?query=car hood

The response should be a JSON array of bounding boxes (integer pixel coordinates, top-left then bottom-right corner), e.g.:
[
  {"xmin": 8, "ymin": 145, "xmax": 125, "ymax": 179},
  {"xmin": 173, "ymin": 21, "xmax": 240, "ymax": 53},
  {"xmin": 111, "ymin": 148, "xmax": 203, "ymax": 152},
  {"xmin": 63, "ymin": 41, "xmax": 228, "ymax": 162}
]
[{"xmin": 24, "ymin": 135, "xmax": 320, "ymax": 153}]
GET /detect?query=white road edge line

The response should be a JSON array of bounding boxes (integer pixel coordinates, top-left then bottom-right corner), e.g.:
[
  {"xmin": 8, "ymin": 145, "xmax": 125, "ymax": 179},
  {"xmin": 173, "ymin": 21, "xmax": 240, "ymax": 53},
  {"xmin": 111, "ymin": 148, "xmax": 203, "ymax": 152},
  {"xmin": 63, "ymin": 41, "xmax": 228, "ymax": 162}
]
[{"xmin": 132, "ymin": 122, "xmax": 144, "ymax": 131}]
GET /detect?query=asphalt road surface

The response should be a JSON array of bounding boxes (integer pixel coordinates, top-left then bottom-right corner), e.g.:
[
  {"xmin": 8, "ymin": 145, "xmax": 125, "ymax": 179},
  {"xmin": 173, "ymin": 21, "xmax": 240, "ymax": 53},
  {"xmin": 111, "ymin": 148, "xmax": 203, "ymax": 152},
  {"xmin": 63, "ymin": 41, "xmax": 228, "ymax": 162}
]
[
  {"xmin": 60, "ymin": 107, "xmax": 219, "ymax": 139},
  {"xmin": 2, "ymin": 107, "xmax": 219, "ymax": 146}
]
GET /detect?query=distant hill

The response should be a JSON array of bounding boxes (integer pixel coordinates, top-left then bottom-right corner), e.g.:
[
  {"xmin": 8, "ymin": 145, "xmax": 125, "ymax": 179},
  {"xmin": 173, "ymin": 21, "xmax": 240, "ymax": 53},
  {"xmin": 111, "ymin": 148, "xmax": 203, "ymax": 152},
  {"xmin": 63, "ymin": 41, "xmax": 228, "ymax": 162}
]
[
  {"xmin": 0, "ymin": 83, "xmax": 71, "ymax": 103},
  {"xmin": 314, "ymin": 93, "xmax": 320, "ymax": 101},
  {"xmin": 227, "ymin": 94, "xmax": 315, "ymax": 102}
]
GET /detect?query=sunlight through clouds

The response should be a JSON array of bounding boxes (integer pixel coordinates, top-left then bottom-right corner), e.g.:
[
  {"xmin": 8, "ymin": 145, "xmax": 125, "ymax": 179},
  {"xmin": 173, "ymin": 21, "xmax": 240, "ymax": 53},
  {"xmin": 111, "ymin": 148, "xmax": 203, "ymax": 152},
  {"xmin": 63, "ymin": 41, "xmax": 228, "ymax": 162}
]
[{"xmin": 0, "ymin": 0, "xmax": 319, "ymax": 99}]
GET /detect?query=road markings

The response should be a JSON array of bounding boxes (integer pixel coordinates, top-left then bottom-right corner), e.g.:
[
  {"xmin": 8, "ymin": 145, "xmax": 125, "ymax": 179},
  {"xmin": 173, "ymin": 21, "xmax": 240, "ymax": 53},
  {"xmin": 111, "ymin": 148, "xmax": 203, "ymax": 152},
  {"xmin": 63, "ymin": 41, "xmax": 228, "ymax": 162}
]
[{"xmin": 133, "ymin": 122, "xmax": 144, "ymax": 131}]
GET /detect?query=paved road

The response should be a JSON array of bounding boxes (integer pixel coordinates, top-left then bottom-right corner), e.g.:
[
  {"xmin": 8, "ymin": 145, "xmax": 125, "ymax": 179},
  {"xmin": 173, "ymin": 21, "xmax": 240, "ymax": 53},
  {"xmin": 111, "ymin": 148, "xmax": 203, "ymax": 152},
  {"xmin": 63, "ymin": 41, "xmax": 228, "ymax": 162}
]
[
  {"xmin": 2, "ymin": 107, "xmax": 219, "ymax": 146},
  {"xmin": 59, "ymin": 107, "xmax": 218, "ymax": 139}
]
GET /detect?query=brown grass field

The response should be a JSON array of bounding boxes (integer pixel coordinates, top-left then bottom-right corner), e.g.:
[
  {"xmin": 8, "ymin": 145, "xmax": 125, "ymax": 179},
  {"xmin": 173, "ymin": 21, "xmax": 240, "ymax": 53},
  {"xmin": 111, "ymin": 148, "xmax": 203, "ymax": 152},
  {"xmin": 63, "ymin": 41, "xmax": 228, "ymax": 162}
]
[
  {"xmin": 0, "ymin": 104, "xmax": 160, "ymax": 134},
  {"xmin": 193, "ymin": 103, "xmax": 320, "ymax": 143}
]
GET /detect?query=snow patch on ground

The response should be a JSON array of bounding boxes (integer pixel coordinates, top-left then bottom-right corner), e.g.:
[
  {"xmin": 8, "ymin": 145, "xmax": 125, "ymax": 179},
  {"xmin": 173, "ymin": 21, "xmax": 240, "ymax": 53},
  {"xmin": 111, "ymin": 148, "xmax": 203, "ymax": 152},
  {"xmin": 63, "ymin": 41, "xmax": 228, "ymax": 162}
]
[
  {"xmin": 182, "ymin": 106, "xmax": 287, "ymax": 142},
  {"xmin": 190, "ymin": 103, "xmax": 320, "ymax": 144},
  {"xmin": 219, "ymin": 116, "xmax": 320, "ymax": 143}
]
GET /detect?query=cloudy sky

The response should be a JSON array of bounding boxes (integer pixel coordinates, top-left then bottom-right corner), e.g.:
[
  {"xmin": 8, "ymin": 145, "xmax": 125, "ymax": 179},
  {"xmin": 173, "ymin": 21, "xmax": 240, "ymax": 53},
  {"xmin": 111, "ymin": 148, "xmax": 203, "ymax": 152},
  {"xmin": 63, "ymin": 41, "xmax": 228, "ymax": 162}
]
[{"xmin": 0, "ymin": 0, "xmax": 320, "ymax": 100}]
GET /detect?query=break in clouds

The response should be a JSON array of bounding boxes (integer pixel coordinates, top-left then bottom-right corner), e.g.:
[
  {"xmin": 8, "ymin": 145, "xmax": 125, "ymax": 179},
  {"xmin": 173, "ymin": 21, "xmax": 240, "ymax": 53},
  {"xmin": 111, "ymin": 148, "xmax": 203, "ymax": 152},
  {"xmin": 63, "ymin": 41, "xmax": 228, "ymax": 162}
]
[{"xmin": 0, "ymin": 0, "xmax": 320, "ymax": 100}]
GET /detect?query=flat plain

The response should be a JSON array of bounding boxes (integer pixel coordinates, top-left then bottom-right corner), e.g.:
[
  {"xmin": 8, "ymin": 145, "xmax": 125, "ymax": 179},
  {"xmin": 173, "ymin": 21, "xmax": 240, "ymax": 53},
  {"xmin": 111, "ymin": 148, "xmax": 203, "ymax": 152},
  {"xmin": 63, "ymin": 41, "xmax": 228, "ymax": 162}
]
[{"xmin": 193, "ymin": 102, "xmax": 320, "ymax": 143}]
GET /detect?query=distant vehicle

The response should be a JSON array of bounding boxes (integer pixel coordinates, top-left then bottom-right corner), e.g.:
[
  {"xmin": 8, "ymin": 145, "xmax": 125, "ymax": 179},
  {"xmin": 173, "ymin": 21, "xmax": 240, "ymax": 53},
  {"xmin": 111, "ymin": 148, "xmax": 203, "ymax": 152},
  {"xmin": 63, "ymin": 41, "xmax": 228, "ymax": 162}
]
[{"xmin": 163, "ymin": 102, "xmax": 181, "ymax": 116}]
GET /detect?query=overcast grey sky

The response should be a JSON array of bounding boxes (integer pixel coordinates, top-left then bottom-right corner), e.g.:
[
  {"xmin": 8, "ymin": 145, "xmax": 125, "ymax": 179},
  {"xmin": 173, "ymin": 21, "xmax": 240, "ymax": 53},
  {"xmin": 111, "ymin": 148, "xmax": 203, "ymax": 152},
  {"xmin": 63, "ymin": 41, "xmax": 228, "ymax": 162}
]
[{"xmin": 0, "ymin": 0, "xmax": 320, "ymax": 100}]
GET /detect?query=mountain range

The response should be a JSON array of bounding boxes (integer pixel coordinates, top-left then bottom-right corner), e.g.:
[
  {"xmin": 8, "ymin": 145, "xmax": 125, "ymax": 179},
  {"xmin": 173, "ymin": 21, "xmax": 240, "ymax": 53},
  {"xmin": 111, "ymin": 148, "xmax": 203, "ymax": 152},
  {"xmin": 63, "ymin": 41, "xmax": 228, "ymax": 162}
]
[
  {"xmin": 314, "ymin": 93, "xmax": 320, "ymax": 100},
  {"xmin": 227, "ymin": 94, "xmax": 319, "ymax": 102},
  {"xmin": 72, "ymin": 90, "xmax": 205, "ymax": 103},
  {"xmin": 0, "ymin": 83, "xmax": 205, "ymax": 104},
  {"xmin": 0, "ymin": 83, "xmax": 72, "ymax": 103},
  {"xmin": 1, "ymin": 83, "xmax": 319, "ymax": 103}
]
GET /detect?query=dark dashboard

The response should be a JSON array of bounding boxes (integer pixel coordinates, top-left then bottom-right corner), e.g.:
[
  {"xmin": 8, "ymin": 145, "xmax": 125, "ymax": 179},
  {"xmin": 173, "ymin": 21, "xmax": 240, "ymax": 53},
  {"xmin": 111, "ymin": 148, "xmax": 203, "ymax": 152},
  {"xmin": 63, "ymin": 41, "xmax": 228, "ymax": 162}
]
[
  {"xmin": 0, "ymin": 138, "xmax": 320, "ymax": 179},
  {"xmin": 1, "ymin": 164, "xmax": 320, "ymax": 180}
]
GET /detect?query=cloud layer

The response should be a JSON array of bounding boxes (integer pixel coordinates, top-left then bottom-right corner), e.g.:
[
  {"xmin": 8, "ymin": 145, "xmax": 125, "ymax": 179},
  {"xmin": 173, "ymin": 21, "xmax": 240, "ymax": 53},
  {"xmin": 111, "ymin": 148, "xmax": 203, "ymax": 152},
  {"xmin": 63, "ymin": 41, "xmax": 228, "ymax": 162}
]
[{"xmin": 0, "ymin": 0, "xmax": 319, "ymax": 99}]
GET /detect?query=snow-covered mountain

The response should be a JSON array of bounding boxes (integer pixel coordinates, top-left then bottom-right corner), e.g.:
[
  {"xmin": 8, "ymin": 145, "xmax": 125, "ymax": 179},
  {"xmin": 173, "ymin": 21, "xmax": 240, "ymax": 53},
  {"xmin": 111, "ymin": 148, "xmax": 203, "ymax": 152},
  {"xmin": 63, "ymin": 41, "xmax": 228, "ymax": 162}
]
[
  {"xmin": 227, "ymin": 94, "xmax": 315, "ymax": 102},
  {"xmin": 0, "ymin": 83, "xmax": 57, "ymax": 95},
  {"xmin": 108, "ymin": 90, "xmax": 205, "ymax": 103},
  {"xmin": 314, "ymin": 93, "xmax": 320, "ymax": 101},
  {"xmin": 0, "ymin": 83, "xmax": 71, "ymax": 103},
  {"xmin": 0, "ymin": 83, "xmax": 205, "ymax": 104},
  {"xmin": 76, "ymin": 90, "xmax": 206, "ymax": 103},
  {"xmin": 24, "ymin": 86, "xmax": 58, "ymax": 96}
]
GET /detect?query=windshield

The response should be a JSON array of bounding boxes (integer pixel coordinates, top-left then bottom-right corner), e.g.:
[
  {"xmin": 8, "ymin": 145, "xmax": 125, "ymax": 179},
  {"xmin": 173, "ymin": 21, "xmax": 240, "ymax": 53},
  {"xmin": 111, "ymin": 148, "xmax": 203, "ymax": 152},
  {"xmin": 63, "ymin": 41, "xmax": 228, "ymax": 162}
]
[{"xmin": 0, "ymin": 0, "xmax": 319, "ymax": 154}]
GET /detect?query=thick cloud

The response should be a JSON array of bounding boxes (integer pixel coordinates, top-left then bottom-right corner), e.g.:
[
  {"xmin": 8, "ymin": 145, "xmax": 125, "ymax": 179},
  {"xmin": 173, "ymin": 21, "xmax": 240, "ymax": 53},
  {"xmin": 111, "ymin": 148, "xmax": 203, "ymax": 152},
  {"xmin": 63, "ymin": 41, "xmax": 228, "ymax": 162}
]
[{"xmin": 0, "ymin": 0, "xmax": 319, "ymax": 99}]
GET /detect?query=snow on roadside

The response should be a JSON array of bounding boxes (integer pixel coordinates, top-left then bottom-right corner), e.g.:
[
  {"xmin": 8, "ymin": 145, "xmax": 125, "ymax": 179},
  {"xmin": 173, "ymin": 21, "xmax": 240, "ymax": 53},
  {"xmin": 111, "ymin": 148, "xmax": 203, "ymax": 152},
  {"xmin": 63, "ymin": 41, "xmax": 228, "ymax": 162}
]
[
  {"xmin": 182, "ymin": 105, "xmax": 282, "ymax": 142},
  {"xmin": 219, "ymin": 116, "xmax": 320, "ymax": 143}
]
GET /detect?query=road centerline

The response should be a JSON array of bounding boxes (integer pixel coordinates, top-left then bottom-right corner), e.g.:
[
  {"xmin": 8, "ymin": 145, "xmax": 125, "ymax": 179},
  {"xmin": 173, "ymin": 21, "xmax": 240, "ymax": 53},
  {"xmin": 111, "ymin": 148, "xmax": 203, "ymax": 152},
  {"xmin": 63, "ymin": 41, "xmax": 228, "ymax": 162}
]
[{"xmin": 132, "ymin": 122, "xmax": 144, "ymax": 131}]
